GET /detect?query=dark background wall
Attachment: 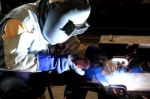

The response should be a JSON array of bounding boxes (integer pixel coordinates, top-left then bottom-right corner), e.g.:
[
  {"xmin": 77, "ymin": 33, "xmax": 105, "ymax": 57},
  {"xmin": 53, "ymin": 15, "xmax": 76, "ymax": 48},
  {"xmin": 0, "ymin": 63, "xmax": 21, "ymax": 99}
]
[
  {"xmin": 1, "ymin": 0, "xmax": 36, "ymax": 14},
  {"xmin": 1, "ymin": 0, "xmax": 150, "ymax": 35}
]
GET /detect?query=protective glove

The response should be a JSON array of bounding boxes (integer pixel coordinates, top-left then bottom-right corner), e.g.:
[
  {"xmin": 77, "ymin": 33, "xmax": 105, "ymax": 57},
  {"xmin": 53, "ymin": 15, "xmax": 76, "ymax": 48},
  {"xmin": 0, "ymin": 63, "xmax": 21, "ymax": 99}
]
[
  {"xmin": 84, "ymin": 66, "xmax": 106, "ymax": 83},
  {"xmin": 37, "ymin": 53, "xmax": 85, "ymax": 75},
  {"xmin": 129, "ymin": 66, "xmax": 143, "ymax": 73}
]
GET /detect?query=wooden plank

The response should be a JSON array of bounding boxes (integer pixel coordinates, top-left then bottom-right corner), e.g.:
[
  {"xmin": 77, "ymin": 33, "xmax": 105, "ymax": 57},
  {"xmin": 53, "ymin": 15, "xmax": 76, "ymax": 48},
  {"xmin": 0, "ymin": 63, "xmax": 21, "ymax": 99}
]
[{"xmin": 100, "ymin": 35, "xmax": 150, "ymax": 44}]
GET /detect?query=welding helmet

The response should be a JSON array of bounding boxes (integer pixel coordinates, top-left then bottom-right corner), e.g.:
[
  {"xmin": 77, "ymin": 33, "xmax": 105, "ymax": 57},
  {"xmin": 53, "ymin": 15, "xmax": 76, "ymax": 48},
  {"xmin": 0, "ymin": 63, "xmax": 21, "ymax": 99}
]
[{"xmin": 43, "ymin": 2, "xmax": 91, "ymax": 45}]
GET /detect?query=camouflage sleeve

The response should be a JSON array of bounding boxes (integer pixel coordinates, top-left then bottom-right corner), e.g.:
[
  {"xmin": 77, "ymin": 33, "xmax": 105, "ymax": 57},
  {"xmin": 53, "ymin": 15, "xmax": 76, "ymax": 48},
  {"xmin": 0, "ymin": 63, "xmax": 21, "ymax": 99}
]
[{"xmin": 49, "ymin": 36, "xmax": 88, "ymax": 58}]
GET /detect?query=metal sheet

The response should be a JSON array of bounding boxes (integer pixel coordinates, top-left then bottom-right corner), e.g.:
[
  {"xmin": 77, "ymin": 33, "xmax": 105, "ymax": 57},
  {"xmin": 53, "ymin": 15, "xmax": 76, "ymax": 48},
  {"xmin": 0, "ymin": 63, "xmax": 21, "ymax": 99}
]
[{"xmin": 103, "ymin": 73, "xmax": 150, "ymax": 91}]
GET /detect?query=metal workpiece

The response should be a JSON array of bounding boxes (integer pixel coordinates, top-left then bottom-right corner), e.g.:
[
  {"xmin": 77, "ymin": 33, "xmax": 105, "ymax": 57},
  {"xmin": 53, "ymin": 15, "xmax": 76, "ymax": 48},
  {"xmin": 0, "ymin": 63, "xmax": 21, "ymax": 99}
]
[
  {"xmin": 79, "ymin": 81, "xmax": 106, "ymax": 92},
  {"xmin": 79, "ymin": 81, "xmax": 128, "ymax": 97},
  {"xmin": 106, "ymin": 84, "xmax": 127, "ymax": 96}
]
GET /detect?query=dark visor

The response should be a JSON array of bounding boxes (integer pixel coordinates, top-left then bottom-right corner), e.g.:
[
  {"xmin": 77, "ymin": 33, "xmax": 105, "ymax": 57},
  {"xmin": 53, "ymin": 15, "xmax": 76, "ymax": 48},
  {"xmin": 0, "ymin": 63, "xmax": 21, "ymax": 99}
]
[{"xmin": 60, "ymin": 20, "xmax": 89, "ymax": 36}]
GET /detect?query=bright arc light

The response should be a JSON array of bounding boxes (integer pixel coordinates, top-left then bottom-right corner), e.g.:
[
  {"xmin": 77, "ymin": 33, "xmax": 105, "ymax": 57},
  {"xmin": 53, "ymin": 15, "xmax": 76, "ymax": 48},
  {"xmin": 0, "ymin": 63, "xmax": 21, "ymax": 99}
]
[{"xmin": 103, "ymin": 72, "xmax": 150, "ymax": 91}]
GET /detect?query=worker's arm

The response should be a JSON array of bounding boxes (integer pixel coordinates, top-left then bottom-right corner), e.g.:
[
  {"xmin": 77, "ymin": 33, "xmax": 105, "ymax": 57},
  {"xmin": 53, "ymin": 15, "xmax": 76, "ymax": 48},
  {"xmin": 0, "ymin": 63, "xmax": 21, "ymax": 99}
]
[
  {"xmin": 2, "ymin": 19, "xmax": 85, "ymax": 75},
  {"xmin": 2, "ymin": 19, "xmax": 37, "ymax": 72}
]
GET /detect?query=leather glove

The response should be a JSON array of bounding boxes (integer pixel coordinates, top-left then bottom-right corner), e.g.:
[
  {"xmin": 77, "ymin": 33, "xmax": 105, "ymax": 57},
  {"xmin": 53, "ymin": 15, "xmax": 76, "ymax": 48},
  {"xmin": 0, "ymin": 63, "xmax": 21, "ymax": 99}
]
[
  {"xmin": 37, "ymin": 53, "xmax": 85, "ymax": 75},
  {"xmin": 84, "ymin": 66, "xmax": 106, "ymax": 83}
]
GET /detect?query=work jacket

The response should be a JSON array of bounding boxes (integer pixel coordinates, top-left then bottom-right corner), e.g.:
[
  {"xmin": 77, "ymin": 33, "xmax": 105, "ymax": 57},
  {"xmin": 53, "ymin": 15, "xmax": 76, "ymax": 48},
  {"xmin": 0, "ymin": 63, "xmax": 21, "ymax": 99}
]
[{"xmin": 0, "ymin": 2, "xmax": 87, "ymax": 72}]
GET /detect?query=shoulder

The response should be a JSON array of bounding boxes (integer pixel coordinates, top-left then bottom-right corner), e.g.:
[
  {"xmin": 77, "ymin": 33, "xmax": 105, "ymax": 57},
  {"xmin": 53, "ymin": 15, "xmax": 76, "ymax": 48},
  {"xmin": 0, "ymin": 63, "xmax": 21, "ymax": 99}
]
[
  {"xmin": 2, "ymin": 19, "xmax": 27, "ymax": 39},
  {"xmin": 4, "ymin": 3, "xmax": 38, "ymax": 22}
]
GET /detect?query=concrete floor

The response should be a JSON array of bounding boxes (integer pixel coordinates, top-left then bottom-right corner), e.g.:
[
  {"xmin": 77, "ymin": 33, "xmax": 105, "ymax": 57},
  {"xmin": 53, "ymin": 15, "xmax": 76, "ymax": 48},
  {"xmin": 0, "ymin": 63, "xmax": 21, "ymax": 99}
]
[{"xmin": 44, "ymin": 86, "xmax": 98, "ymax": 99}]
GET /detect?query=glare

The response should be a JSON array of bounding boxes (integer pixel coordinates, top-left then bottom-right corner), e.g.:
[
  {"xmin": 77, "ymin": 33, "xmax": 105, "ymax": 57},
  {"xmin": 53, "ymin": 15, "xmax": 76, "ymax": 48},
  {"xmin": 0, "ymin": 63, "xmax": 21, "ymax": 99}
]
[{"xmin": 99, "ymin": 72, "xmax": 150, "ymax": 91}]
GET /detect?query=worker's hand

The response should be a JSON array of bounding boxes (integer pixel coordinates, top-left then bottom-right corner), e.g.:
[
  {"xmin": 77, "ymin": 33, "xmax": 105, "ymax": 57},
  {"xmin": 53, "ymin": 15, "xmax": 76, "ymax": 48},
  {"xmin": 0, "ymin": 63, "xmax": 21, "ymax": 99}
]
[
  {"xmin": 37, "ymin": 54, "xmax": 85, "ymax": 75},
  {"xmin": 74, "ymin": 58, "xmax": 90, "ymax": 70},
  {"xmin": 84, "ymin": 66, "xmax": 105, "ymax": 82},
  {"xmin": 55, "ymin": 55, "xmax": 85, "ymax": 75}
]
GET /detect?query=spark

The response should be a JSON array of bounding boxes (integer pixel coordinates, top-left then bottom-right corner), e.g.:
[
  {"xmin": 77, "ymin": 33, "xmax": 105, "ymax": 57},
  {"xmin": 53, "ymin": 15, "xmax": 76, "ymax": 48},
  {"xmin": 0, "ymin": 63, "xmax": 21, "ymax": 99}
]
[{"xmin": 94, "ymin": 65, "xmax": 150, "ymax": 91}]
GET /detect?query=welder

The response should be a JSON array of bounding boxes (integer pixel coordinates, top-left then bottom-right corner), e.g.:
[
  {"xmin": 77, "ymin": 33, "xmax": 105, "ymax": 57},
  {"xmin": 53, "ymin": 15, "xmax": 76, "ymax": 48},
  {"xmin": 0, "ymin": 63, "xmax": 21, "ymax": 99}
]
[{"xmin": 0, "ymin": 0, "xmax": 94, "ymax": 99}]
